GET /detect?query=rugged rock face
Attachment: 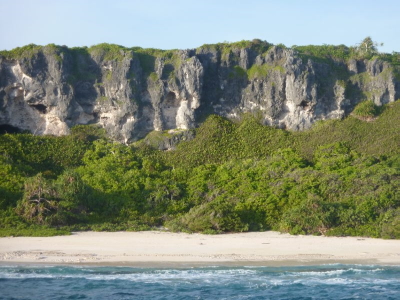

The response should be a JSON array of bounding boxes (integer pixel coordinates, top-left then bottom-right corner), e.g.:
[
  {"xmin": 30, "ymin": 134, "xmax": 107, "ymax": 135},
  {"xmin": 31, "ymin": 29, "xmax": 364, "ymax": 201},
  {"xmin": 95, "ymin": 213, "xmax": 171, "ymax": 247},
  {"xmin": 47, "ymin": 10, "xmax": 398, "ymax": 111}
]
[{"xmin": 0, "ymin": 42, "xmax": 399, "ymax": 142}]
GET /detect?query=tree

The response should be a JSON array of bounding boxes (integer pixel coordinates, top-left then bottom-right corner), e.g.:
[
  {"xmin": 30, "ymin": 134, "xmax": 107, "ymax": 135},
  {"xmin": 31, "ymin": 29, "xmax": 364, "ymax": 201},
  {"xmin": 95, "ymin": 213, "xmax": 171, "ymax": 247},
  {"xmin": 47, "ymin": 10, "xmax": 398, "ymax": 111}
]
[
  {"xmin": 16, "ymin": 171, "xmax": 89, "ymax": 225},
  {"xmin": 16, "ymin": 173, "xmax": 59, "ymax": 225},
  {"xmin": 357, "ymin": 36, "xmax": 383, "ymax": 55}
]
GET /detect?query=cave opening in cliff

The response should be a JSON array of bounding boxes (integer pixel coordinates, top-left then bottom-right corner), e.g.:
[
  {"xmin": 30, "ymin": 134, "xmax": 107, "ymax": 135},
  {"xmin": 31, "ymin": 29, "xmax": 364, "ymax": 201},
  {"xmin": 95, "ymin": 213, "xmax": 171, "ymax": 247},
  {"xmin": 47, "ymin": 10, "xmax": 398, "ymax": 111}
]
[
  {"xmin": 299, "ymin": 101, "xmax": 309, "ymax": 109},
  {"xmin": 0, "ymin": 124, "xmax": 23, "ymax": 134},
  {"xmin": 165, "ymin": 92, "xmax": 177, "ymax": 108},
  {"xmin": 29, "ymin": 104, "xmax": 47, "ymax": 114}
]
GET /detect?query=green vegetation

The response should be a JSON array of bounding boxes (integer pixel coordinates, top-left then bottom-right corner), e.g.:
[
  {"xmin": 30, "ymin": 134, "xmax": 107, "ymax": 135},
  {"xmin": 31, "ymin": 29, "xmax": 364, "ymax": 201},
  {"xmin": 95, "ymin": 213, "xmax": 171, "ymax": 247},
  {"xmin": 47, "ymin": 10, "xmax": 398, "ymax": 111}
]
[
  {"xmin": 247, "ymin": 64, "xmax": 270, "ymax": 79},
  {"xmin": 292, "ymin": 40, "xmax": 400, "ymax": 92},
  {"xmin": 0, "ymin": 44, "xmax": 43, "ymax": 60},
  {"xmin": 0, "ymin": 100, "xmax": 399, "ymax": 238},
  {"xmin": 246, "ymin": 64, "xmax": 285, "ymax": 79},
  {"xmin": 292, "ymin": 37, "xmax": 383, "ymax": 62},
  {"xmin": 97, "ymin": 96, "xmax": 109, "ymax": 103},
  {"xmin": 293, "ymin": 44, "xmax": 357, "ymax": 62},
  {"xmin": 2, "ymin": 38, "xmax": 399, "ymax": 90},
  {"xmin": 352, "ymin": 100, "xmax": 381, "ymax": 119},
  {"xmin": 292, "ymin": 37, "xmax": 399, "ymax": 84},
  {"xmin": 288, "ymin": 38, "xmax": 400, "ymax": 110},
  {"xmin": 1, "ymin": 38, "xmax": 400, "ymax": 238},
  {"xmin": 295, "ymin": 100, "xmax": 400, "ymax": 159},
  {"xmin": 0, "ymin": 43, "xmax": 66, "ymax": 62},
  {"xmin": 88, "ymin": 43, "xmax": 129, "ymax": 61},
  {"xmin": 133, "ymin": 48, "xmax": 181, "ymax": 77},
  {"xmin": 198, "ymin": 39, "xmax": 272, "ymax": 55},
  {"xmin": 229, "ymin": 65, "xmax": 247, "ymax": 79},
  {"xmin": 149, "ymin": 72, "xmax": 159, "ymax": 81},
  {"xmin": 66, "ymin": 47, "xmax": 97, "ymax": 85},
  {"xmin": 197, "ymin": 39, "xmax": 273, "ymax": 66}
]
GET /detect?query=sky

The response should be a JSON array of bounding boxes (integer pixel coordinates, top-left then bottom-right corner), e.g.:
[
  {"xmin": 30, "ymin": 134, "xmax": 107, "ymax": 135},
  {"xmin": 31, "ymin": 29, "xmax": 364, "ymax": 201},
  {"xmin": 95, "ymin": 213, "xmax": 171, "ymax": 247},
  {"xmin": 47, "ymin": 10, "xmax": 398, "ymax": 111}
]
[{"xmin": 1, "ymin": 0, "xmax": 399, "ymax": 53}]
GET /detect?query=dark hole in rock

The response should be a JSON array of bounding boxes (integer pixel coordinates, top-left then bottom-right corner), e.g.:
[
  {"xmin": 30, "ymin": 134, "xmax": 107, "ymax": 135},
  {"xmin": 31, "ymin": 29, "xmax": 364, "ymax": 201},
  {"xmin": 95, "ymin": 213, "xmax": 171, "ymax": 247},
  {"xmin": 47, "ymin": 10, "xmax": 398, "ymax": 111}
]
[
  {"xmin": 0, "ymin": 124, "xmax": 22, "ymax": 134},
  {"xmin": 99, "ymin": 86, "xmax": 105, "ymax": 96},
  {"xmin": 161, "ymin": 64, "xmax": 175, "ymax": 80},
  {"xmin": 356, "ymin": 61, "xmax": 366, "ymax": 73},
  {"xmin": 30, "ymin": 104, "xmax": 47, "ymax": 114},
  {"xmin": 165, "ymin": 92, "xmax": 177, "ymax": 105},
  {"xmin": 299, "ymin": 100, "xmax": 309, "ymax": 108}
]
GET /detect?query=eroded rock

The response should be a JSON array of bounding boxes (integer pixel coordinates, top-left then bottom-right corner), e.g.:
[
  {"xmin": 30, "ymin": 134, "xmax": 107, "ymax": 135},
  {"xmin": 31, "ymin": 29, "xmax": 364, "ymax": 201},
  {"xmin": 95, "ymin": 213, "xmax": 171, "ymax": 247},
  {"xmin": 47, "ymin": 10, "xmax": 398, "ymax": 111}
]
[{"xmin": 0, "ymin": 43, "xmax": 398, "ymax": 143}]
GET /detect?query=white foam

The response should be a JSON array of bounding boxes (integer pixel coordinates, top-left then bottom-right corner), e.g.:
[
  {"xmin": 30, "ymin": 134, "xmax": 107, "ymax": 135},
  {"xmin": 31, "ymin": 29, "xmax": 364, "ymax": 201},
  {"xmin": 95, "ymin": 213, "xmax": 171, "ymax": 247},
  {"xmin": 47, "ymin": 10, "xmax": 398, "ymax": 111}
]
[{"xmin": 0, "ymin": 266, "xmax": 398, "ymax": 287}]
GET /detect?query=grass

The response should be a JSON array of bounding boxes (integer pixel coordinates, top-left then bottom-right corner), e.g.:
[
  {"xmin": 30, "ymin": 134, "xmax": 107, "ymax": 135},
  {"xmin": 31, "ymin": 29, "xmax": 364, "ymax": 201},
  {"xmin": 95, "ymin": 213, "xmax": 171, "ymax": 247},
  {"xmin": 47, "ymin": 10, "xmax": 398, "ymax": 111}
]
[
  {"xmin": 0, "ymin": 227, "xmax": 71, "ymax": 237},
  {"xmin": 246, "ymin": 64, "xmax": 285, "ymax": 79},
  {"xmin": 149, "ymin": 72, "xmax": 158, "ymax": 81},
  {"xmin": 97, "ymin": 96, "xmax": 109, "ymax": 103},
  {"xmin": 229, "ymin": 65, "xmax": 247, "ymax": 79},
  {"xmin": 0, "ymin": 43, "xmax": 67, "ymax": 62},
  {"xmin": 88, "ymin": 43, "xmax": 128, "ymax": 61},
  {"xmin": 0, "ymin": 44, "xmax": 43, "ymax": 59},
  {"xmin": 349, "ymin": 72, "xmax": 372, "ymax": 85},
  {"xmin": 247, "ymin": 65, "xmax": 269, "ymax": 79},
  {"xmin": 293, "ymin": 44, "xmax": 356, "ymax": 62},
  {"xmin": 295, "ymin": 100, "xmax": 400, "ymax": 159},
  {"xmin": 352, "ymin": 100, "xmax": 380, "ymax": 119},
  {"xmin": 140, "ymin": 131, "xmax": 172, "ymax": 148},
  {"xmin": 197, "ymin": 39, "xmax": 272, "ymax": 55},
  {"xmin": 134, "ymin": 48, "xmax": 181, "ymax": 76},
  {"xmin": 164, "ymin": 100, "xmax": 400, "ymax": 168},
  {"xmin": 0, "ymin": 100, "xmax": 399, "ymax": 237}
]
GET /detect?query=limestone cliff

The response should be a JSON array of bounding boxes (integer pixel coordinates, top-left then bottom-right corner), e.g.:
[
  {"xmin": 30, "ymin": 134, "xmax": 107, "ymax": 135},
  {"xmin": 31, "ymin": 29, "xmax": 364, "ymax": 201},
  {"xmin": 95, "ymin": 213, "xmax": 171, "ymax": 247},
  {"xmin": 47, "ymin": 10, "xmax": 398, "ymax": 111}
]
[{"xmin": 0, "ymin": 41, "xmax": 398, "ymax": 143}]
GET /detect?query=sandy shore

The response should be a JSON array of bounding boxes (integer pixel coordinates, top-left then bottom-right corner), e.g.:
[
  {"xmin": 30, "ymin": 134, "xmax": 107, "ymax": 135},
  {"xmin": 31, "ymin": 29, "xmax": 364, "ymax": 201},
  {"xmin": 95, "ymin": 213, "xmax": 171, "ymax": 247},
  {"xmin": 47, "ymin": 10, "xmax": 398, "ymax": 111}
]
[{"xmin": 0, "ymin": 231, "xmax": 399, "ymax": 267}]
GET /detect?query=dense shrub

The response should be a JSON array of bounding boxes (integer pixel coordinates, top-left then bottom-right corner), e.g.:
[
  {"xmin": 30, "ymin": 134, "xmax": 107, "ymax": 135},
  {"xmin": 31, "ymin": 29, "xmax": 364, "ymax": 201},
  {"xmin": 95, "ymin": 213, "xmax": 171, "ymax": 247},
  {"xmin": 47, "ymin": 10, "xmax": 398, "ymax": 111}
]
[{"xmin": 0, "ymin": 100, "xmax": 400, "ymax": 237}]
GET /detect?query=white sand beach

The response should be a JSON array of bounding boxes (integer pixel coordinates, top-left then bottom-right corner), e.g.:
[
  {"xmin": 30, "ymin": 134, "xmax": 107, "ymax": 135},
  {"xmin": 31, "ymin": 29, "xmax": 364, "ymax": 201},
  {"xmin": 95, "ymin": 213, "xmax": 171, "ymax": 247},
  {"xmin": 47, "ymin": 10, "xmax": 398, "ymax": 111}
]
[{"xmin": 0, "ymin": 231, "xmax": 399, "ymax": 266}]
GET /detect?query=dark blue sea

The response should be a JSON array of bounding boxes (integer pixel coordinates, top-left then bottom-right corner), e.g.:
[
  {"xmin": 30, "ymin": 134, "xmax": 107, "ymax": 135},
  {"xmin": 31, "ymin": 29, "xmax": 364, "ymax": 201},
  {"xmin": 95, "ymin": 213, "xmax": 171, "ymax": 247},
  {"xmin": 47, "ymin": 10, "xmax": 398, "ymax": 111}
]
[{"xmin": 0, "ymin": 264, "xmax": 399, "ymax": 299}]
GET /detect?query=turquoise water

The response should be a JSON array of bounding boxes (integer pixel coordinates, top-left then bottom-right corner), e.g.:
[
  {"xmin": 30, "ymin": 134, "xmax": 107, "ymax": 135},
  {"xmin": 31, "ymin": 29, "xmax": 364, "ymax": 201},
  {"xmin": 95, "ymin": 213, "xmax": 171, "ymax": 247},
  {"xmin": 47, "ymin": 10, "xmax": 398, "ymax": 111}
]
[{"xmin": 0, "ymin": 264, "xmax": 399, "ymax": 299}]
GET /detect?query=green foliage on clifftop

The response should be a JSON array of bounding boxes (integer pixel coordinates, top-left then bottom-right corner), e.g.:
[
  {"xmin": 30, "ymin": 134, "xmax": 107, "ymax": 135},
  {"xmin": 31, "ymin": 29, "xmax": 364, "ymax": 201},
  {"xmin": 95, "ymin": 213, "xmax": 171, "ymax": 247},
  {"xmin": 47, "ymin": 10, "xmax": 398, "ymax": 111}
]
[
  {"xmin": 1, "ymin": 38, "xmax": 399, "ymax": 86},
  {"xmin": 0, "ymin": 100, "xmax": 399, "ymax": 238},
  {"xmin": 0, "ymin": 44, "xmax": 43, "ymax": 59},
  {"xmin": 88, "ymin": 43, "xmax": 129, "ymax": 61}
]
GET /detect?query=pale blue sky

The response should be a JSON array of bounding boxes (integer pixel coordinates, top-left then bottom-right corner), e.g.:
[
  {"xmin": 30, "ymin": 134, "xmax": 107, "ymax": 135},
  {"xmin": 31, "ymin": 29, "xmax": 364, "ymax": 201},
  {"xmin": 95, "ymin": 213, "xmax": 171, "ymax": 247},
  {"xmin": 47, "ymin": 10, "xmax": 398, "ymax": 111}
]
[{"xmin": 1, "ymin": 0, "xmax": 399, "ymax": 53}]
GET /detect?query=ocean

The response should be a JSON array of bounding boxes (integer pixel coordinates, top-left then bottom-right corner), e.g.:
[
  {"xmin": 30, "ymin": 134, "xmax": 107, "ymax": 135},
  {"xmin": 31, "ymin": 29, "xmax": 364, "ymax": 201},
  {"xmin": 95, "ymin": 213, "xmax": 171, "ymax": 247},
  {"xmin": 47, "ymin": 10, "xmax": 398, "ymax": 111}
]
[{"xmin": 0, "ymin": 264, "xmax": 399, "ymax": 299}]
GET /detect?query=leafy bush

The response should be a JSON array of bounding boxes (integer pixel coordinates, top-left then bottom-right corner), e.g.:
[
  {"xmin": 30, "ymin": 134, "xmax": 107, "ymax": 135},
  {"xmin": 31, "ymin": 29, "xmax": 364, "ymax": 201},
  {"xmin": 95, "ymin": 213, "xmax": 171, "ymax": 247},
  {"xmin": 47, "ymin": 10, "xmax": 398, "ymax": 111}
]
[
  {"xmin": 352, "ymin": 100, "xmax": 380, "ymax": 119},
  {"xmin": 380, "ymin": 208, "xmax": 400, "ymax": 239},
  {"xmin": 15, "ymin": 171, "xmax": 89, "ymax": 225},
  {"xmin": 88, "ymin": 43, "xmax": 128, "ymax": 61},
  {"xmin": 0, "ymin": 99, "xmax": 400, "ymax": 237},
  {"xmin": 0, "ymin": 44, "xmax": 43, "ymax": 59}
]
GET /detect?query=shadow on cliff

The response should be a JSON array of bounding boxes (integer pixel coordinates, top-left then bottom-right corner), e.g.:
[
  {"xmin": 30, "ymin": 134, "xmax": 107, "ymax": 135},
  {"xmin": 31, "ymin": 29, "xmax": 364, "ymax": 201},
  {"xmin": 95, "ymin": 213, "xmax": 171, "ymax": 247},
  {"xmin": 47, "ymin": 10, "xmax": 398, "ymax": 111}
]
[{"xmin": 64, "ymin": 48, "xmax": 102, "ymax": 122}]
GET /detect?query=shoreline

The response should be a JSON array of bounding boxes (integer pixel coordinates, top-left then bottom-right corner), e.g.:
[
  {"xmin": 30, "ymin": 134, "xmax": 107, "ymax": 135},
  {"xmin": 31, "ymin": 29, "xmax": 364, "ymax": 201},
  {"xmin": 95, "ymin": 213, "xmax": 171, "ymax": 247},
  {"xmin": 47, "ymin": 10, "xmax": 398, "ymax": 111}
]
[
  {"xmin": 0, "ymin": 259, "xmax": 392, "ymax": 268},
  {"xmin": 1, "ymin": 231, "xmax": 399, "ymax": 267}
]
